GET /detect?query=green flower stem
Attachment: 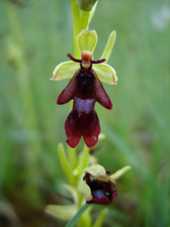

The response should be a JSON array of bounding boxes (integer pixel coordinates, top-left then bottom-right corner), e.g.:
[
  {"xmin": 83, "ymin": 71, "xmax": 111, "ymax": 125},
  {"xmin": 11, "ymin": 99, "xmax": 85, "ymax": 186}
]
[
  {"xmin": 80, "ymin": 11, "xmax": 90, "ymax": 30},
  {"xmin": 70, "ymin": 0, "xmax": 81, "ymax": 58},
  {"xmin": 65, "ymin": 203, "xmax": 90, "ymax": 227}
]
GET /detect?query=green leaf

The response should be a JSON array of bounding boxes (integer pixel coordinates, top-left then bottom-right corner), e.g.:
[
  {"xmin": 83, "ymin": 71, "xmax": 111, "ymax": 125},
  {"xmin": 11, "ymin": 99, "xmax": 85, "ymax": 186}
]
[
  {"xmin": 58, "ymin": 143, "xmax": 75, "ymax": 185},
  {"xmin": 92, "ymin": 208, "xmax": 108, "ymax": 227},
  {"xmin": 77, "ymin": 209, "xmax": 92, "ymax": 227},
  {"xmin": 93, "ymin": 63, "xmax": 117, "ymax": 85},
  {"xmin": 77, "ymin": 30, "xmax": 98, "ymax": 55},
  {"xmin": 65, "ymin": 203, "xmax": 90, "ymax": 227},
  {"xmin": 45, "ymin": 204, "xmax": 77, "ymax": 221},
  {"xmin": 100, "ymin": 30, "xmax": 116, "ymax": 63},
  {"xmin": 51, "ymin": 61, "xmax": 79, "ymax": 81}
]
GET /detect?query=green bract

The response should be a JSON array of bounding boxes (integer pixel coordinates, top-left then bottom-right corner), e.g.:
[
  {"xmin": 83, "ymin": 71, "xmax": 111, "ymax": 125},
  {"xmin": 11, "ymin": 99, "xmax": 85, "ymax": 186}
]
[
  {"xmin": 51, "ymin": 29, "xmax": 118, "ymax": 85},
  {"xmin": 45, "ymin": 184, "xmax": 78, "ymax": 221}
]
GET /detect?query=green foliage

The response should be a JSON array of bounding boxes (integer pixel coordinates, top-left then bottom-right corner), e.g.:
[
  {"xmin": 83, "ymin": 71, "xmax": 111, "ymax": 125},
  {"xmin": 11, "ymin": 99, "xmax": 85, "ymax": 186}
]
[{"xmin": 0, "ymin": 0, "xmax": 170, "ymax": 226}]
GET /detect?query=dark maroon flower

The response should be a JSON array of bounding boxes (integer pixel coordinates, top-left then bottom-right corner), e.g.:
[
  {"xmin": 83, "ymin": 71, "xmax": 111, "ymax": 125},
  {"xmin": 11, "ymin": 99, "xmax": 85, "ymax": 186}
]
[
  {"xmin": 57, "ymin": 50, "xmax": 112, "ymax": 148},
  {"xmin": 83, "ymin": 172, "xmax": 117, "ymax": 205},
  {"xmin": 77, "ymin": 164, "xmax": 117, "ymax": 205}
]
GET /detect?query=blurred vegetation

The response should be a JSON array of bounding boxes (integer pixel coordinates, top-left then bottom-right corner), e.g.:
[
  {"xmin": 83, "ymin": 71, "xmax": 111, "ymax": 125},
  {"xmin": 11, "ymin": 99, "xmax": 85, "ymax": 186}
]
[{"xmin": 0, "ymin": 0, "xmax": 170, "ymax": 226}]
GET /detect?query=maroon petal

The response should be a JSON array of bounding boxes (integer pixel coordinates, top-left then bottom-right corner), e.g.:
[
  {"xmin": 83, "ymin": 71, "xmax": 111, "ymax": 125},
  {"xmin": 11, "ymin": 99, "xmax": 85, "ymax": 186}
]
[
  {"xmin": 87, "ymin": 189, "xmax": 117, "ymax": 205},
  {"xmin": 87, "ymin": 196, "xmax": 111, "ymax": 205},
  {"xmin": 65, "ymin": 116, "xmax": 81, "ymax": 148},
  {"xmin": 65, "ymin": 108, "xmax": 100, "ymax": 148},
  {"xmin": 83, "ymin": 115, "xmax": 100, "ymax": 147},
  {"xmin": 57, "ymin": 71, "xmax": 78, "ymax": 105},
  {"xmin": 111, "ymin": 190, "xmax": 118, "ymax": 202},
  {"xmin": 93, "ymin": 70, "xmax": 112, "ymax": 110}
]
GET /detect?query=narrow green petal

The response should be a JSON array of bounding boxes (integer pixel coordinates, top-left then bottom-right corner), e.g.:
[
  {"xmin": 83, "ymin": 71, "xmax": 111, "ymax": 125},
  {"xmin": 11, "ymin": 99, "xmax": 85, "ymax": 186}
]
[
  {"xmin": 51, "ymin": 61, "xmax": 79, "ymax": 81},
  {"xmin": 100, "ymin": 30, "xmax": 116, "ymax": 63},
  {"xmin": 45, "ymin": 204, "xmax": 77, "ymax": 221},
  {"xmin": 77, "ymin": 29, "xmax": 98, "ymax": 55},
  {"xmin": 88, "ymin": 1, "xmax": 98, "ymax": 25},
  {"xmin": 110, "ymin": 166, "xmax": 131, "ymax": 181},
  {"xmin": 93, "ymin": 63, "xmax": 118, "ymax": 85}
]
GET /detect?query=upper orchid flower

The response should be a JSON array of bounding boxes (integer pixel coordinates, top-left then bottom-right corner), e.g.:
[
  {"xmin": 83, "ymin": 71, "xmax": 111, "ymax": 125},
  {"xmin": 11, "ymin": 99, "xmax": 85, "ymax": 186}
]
[{"xmin": 51, "ymin": 30, "xmax": 118, "ymax": 148}]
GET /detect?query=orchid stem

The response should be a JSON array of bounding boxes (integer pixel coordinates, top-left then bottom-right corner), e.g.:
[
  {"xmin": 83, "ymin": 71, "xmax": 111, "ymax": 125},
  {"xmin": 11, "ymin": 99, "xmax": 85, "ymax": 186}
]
[
  {"xmin": 80, "ymin": 11, "xmax": 90, "ymax": 30},
  {"xmin": 70, "ymin": 0, "xmax": 80, "ymax": 58}
]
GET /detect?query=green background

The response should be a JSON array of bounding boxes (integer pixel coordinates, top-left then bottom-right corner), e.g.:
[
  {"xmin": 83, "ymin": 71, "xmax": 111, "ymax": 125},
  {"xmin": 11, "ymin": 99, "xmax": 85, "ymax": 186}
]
[{"xmin": 0, "ymin": 0, "xmax": 170, "ymax": 226}]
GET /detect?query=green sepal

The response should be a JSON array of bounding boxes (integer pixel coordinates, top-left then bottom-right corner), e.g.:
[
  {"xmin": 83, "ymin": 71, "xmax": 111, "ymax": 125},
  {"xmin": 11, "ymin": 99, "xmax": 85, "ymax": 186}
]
[
  {"xmin": 92, "ymin": 208, "xmax": 108, "ymax": 227},
  {"xmin": 63, "ymin": 184, "xmax": 78, "ymax": 204},
  {"xmin": 77, "ymin": 30, "xmax": 98, "ymax": 55},
  {"xmin": 93, "ymin": 63, "xmax": 117, "ymax": 85},
  {"xmin": 100, "ymin": 31, "xmax": 116, "ymax": 63},
  {"xmin": 45, "ymin": 204, "xmax": 77, "ymax": 221},
  {"xmin": 51, "ymin": 61, "xmax": 79, "ymax": 81},
  {"xmin": 110, "ymin": 166, "xmax": 131, "ymax": 180}
]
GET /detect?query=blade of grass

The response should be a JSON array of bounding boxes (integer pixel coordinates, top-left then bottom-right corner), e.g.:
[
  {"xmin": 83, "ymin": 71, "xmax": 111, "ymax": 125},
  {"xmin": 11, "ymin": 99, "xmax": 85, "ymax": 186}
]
[{"xmin": 65, "ymin": 203, "xmax": 90, "ymax": 227}]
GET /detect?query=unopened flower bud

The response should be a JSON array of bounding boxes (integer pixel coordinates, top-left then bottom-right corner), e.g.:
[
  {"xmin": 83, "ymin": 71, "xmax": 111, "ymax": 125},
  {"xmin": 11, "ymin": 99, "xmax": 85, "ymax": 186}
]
[{"xmin": 76, "ymin": 0, "xmax": 97, "ymax": 11}]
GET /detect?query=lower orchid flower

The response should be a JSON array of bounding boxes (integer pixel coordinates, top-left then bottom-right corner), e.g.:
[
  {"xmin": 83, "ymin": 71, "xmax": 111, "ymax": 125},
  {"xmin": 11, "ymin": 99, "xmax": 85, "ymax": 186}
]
[
  {"xmin": 78, "ymin": 164, "xmax": 117, "ymax": 205},
  {"xmin": 51, "ymin": 30, "xmax": 118, "ymax": 148}
]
